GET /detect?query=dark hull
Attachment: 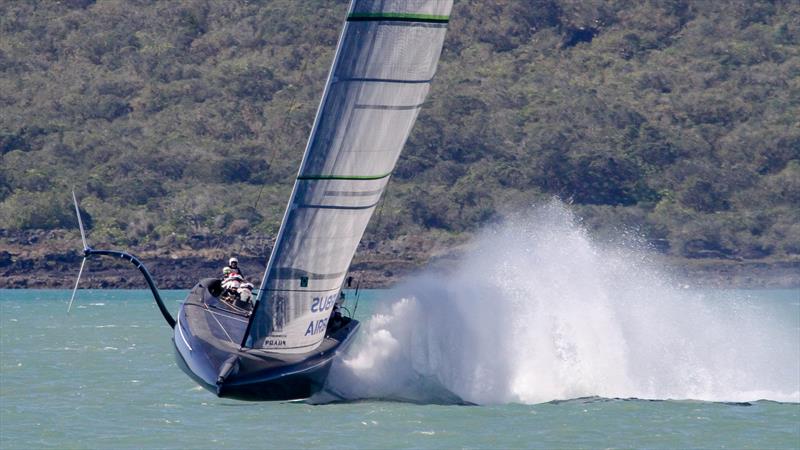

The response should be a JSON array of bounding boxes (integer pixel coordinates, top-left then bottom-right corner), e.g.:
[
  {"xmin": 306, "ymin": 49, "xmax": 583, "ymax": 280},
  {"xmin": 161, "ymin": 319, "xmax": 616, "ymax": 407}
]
[{"xmin": 173, "ymin": 278, "xmax": 360, "ymax": 401}]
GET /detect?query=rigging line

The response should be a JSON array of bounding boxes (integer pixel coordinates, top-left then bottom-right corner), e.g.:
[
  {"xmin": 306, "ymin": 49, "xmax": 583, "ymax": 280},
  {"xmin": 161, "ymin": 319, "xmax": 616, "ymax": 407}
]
[
  {"xmin": 353, "ymin": 277, "xmax": 361, "ymax": 318},
  {"xmin": 373, "ymin": 185, "xmax": 388, "ymax": 232},
  {"xmin": 255, "ymin": 55, "xmax": 310, "ymax": 214},
  {"xmin": 206, "ymin": 300, "xmax": 251, "ymax": 317},
  {"xmin": 199, "ymin": 302, "xmax": 251, "ymax": 321},
  {"xmin": 352, "ymin": 183, "xmax": 388, "ymax": 318},
  {"xmin": 204, "ymin": 303, "xmax": 236, "ymax": 344},
  {"xmin": 253, "ymin": 184, "xmax": 267, "ymax": 216},
  {"xmin": 362, "ymin": 181, "xmax": 389, "ymax": 268},
  {"xmin": 252, "ymin": 58, "xmax": 308, "ymax": 260},
  {"xmin": 251, "ymin": 59, "xmax": 312, "ymax": 259}
]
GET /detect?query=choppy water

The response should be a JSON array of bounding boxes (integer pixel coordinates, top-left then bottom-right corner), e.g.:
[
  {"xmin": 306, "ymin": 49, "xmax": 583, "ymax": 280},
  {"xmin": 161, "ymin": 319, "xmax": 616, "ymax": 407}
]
[
  {"xmin": 2, "ymin": 205, "xmax": 799, "ymax": 448},
  {"xmin": 0, "ymin": 289, "xmax": 798, "ymax": 449}
]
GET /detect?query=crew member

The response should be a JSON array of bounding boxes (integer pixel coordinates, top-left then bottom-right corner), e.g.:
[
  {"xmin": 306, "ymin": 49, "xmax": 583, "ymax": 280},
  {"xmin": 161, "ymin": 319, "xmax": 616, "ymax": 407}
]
[{"xmin": 223, "ymin": 257, "xmax": 244, "ymax": 278}]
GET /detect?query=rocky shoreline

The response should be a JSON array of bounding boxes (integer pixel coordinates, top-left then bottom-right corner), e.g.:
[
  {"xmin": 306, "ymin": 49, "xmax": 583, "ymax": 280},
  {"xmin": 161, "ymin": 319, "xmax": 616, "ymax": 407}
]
[
  {"xmin": 1, "ymin": 230, "xmax": 798, "ymax": 290},
  {"xmin": 0, "ymin": 229, "xmax": 461, "ymax": 290}
]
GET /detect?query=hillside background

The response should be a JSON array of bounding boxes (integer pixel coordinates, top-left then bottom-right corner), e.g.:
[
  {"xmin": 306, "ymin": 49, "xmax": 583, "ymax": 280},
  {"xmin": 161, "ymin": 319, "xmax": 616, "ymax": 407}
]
[{"xmin": 1, "ymin": 0, "xmax": 798, "ymax": 288}]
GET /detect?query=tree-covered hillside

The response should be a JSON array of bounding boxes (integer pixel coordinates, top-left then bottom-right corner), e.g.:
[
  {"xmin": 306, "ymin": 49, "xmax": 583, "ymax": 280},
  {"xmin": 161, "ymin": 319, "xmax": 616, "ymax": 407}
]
[{"xmin": 1, "ymin": 0, "xmax": 798, "ymax": 278}]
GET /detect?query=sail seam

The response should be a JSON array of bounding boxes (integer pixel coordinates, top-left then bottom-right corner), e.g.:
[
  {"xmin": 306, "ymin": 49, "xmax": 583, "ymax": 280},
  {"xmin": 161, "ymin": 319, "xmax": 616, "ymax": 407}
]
[
  {"xmin": 354, "ymin": 102, "xmax": 424, "ymax": 111},
  {"xmin": 298, "ymin": 173, "xmax": 391, "ymax": 181},
  {"xmin": 347, "ymin": 13, "xmax": 449, "ymax": 23},
  {"xmin": 335, "ymin": 76, "xmax": 433, "ymax": 84},
  {"xmin": 324, "ymin": 188, "xmax": 384, "ymax": 197},
  {"xmin": 296, "ymin": 200, "xmax": 381, "ymax": 210},
  {"xmin": 270, "ymin": 269, "xmax": 347, "ymax": 280}
]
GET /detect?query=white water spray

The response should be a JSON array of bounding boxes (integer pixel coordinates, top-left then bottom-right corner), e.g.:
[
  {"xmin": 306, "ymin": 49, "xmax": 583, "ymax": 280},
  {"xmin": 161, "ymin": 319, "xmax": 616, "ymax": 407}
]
[{"xmin": 323, "ymin": 202, "xmax": 800, "ymax": 404}]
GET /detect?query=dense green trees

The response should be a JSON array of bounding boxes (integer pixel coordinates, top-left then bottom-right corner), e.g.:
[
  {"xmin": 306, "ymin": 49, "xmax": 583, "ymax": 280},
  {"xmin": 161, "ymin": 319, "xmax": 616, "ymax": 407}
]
[{"xmin": 1, "ymin": 0, "xmax": 798, "ymax": 263}]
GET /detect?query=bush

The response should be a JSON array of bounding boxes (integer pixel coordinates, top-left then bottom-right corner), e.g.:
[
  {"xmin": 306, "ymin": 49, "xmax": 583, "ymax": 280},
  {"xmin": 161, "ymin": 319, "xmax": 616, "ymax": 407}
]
[{"xmin": 0, "ymin": 190, "xmax": 75, "ymax": 230}]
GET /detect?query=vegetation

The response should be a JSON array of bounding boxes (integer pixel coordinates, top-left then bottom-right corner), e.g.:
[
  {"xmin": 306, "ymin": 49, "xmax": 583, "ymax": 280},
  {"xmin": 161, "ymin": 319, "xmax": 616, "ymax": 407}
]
[{"xmin": 1, "ymin": 0, "xmax": 799, "ymax": 265}]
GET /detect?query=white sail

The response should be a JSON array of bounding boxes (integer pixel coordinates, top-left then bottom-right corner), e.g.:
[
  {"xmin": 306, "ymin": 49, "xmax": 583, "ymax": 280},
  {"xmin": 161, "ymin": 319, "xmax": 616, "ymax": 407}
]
[{"xmin": 245, "ymin": 0, "xmax": 453, "ymax": 352}]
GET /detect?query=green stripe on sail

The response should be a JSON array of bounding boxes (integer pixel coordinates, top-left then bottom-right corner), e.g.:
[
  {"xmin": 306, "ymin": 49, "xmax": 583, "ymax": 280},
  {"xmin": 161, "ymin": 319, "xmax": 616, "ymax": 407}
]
[
  {"xmin": 347, "ymin": 12, "xmax": 449, "ymax": 23},
  {"xmin": 297, "ymin": 173, "xmax": 391, "ymax": 181}
]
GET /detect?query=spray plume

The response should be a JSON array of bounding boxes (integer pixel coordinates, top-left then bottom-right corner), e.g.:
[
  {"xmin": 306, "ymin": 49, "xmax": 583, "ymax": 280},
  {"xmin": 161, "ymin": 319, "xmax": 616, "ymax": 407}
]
[{"xmin": 321, "ymin": 201, "xmax": 799, "ymax": 404}]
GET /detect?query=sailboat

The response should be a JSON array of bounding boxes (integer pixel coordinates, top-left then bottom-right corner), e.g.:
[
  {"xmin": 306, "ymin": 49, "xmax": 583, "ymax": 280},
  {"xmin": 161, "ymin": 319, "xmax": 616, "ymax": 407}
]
[{"xmin": 70, "ymin": 0, "xmax": 453, "ymax": 400}]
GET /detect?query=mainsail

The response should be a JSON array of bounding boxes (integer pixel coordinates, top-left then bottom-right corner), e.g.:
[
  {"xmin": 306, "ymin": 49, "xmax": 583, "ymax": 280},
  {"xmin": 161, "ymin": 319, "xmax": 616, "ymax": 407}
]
[{"xmin": 245, "ymin": 0, "xmax": 453, "ymax": 352}]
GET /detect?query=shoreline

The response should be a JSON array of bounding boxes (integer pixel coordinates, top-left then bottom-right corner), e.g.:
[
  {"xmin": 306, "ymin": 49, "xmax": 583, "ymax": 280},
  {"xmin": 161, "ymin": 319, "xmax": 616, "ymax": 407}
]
[{"xmin": 2, "ymin": 246, "xmax": 798, "ymax": 291}]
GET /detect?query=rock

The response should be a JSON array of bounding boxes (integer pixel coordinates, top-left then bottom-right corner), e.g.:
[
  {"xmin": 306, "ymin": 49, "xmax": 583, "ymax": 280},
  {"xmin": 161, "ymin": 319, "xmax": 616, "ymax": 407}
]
[
  {"xmin": 226, "ymin": 219, "xmax": 250, "ymax": 235},
  {"xmin": 0, "ymin": 251, "xmax": 11, "ymax": 267}
]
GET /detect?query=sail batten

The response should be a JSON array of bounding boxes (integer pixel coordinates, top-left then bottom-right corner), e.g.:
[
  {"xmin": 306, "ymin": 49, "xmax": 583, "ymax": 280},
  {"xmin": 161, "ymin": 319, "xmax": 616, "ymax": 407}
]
[
  {"xmin": 245, "ymin": 0, "xmax": 453, "ymax": 352},
  {"xmin": 347, "ymin": 13, "xmax": 450, "ymax": 23},
  {"xmin": 297, "ymin": 174, "xmax": 391, "ymax": 180}
]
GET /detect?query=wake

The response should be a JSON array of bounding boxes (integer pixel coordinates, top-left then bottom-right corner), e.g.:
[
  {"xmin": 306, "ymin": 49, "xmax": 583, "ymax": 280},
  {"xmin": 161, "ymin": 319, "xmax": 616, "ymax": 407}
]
[{"xmin": 317, "ymin": 202, "xmax": 800, "ymax": 405}]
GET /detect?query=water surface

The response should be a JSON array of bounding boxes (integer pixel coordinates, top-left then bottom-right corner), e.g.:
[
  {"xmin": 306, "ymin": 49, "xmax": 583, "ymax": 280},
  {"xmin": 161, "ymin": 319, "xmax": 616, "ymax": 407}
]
[{"xmin": 1, "ymin": 289, "xmax": 798, "ymax": 449}]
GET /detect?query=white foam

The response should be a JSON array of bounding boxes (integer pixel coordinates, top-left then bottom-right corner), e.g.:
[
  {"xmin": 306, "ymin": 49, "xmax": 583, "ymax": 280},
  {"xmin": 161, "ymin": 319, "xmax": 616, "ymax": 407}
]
[{"xmin": 324, "ymin": 201, "xmax": 800, "ymax": 404}]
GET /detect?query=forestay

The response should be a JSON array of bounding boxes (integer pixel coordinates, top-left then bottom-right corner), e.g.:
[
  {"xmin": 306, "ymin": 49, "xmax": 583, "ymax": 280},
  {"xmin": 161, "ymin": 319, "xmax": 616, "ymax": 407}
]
[{"xmin": 244, "ymin": 0, "xmax": 453, "ymax": 351}]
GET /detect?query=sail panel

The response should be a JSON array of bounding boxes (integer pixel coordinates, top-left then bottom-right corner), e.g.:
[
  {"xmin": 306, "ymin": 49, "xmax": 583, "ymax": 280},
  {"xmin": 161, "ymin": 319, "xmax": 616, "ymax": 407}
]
[
  {"xmin": 268, "ymin": 208, "xmax": 377, "ymax": 288},
  {"xmin": 246, "ymin": 0, "xmax": 452, "ymax": 352},
  {"xmin": 335, "ymin": 21, "xmax": 447, "ymax": 81},
  {"xmin": 302, "ymin": 82, "xmax": 429, "ymax": 177},
  {"xmin": 350, "ymin": 0, "xmax": 452, "ymax": 18},
  {"xmin": 295, "ymin": 177, "xmax": 389, "ymax": 208}
]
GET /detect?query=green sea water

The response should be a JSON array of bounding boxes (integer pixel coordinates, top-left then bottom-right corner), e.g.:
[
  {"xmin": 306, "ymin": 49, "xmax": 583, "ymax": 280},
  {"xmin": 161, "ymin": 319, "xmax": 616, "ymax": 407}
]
[{"xmin": 1, "ymin": 289, "xmax": 798, "ymax": 449}]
